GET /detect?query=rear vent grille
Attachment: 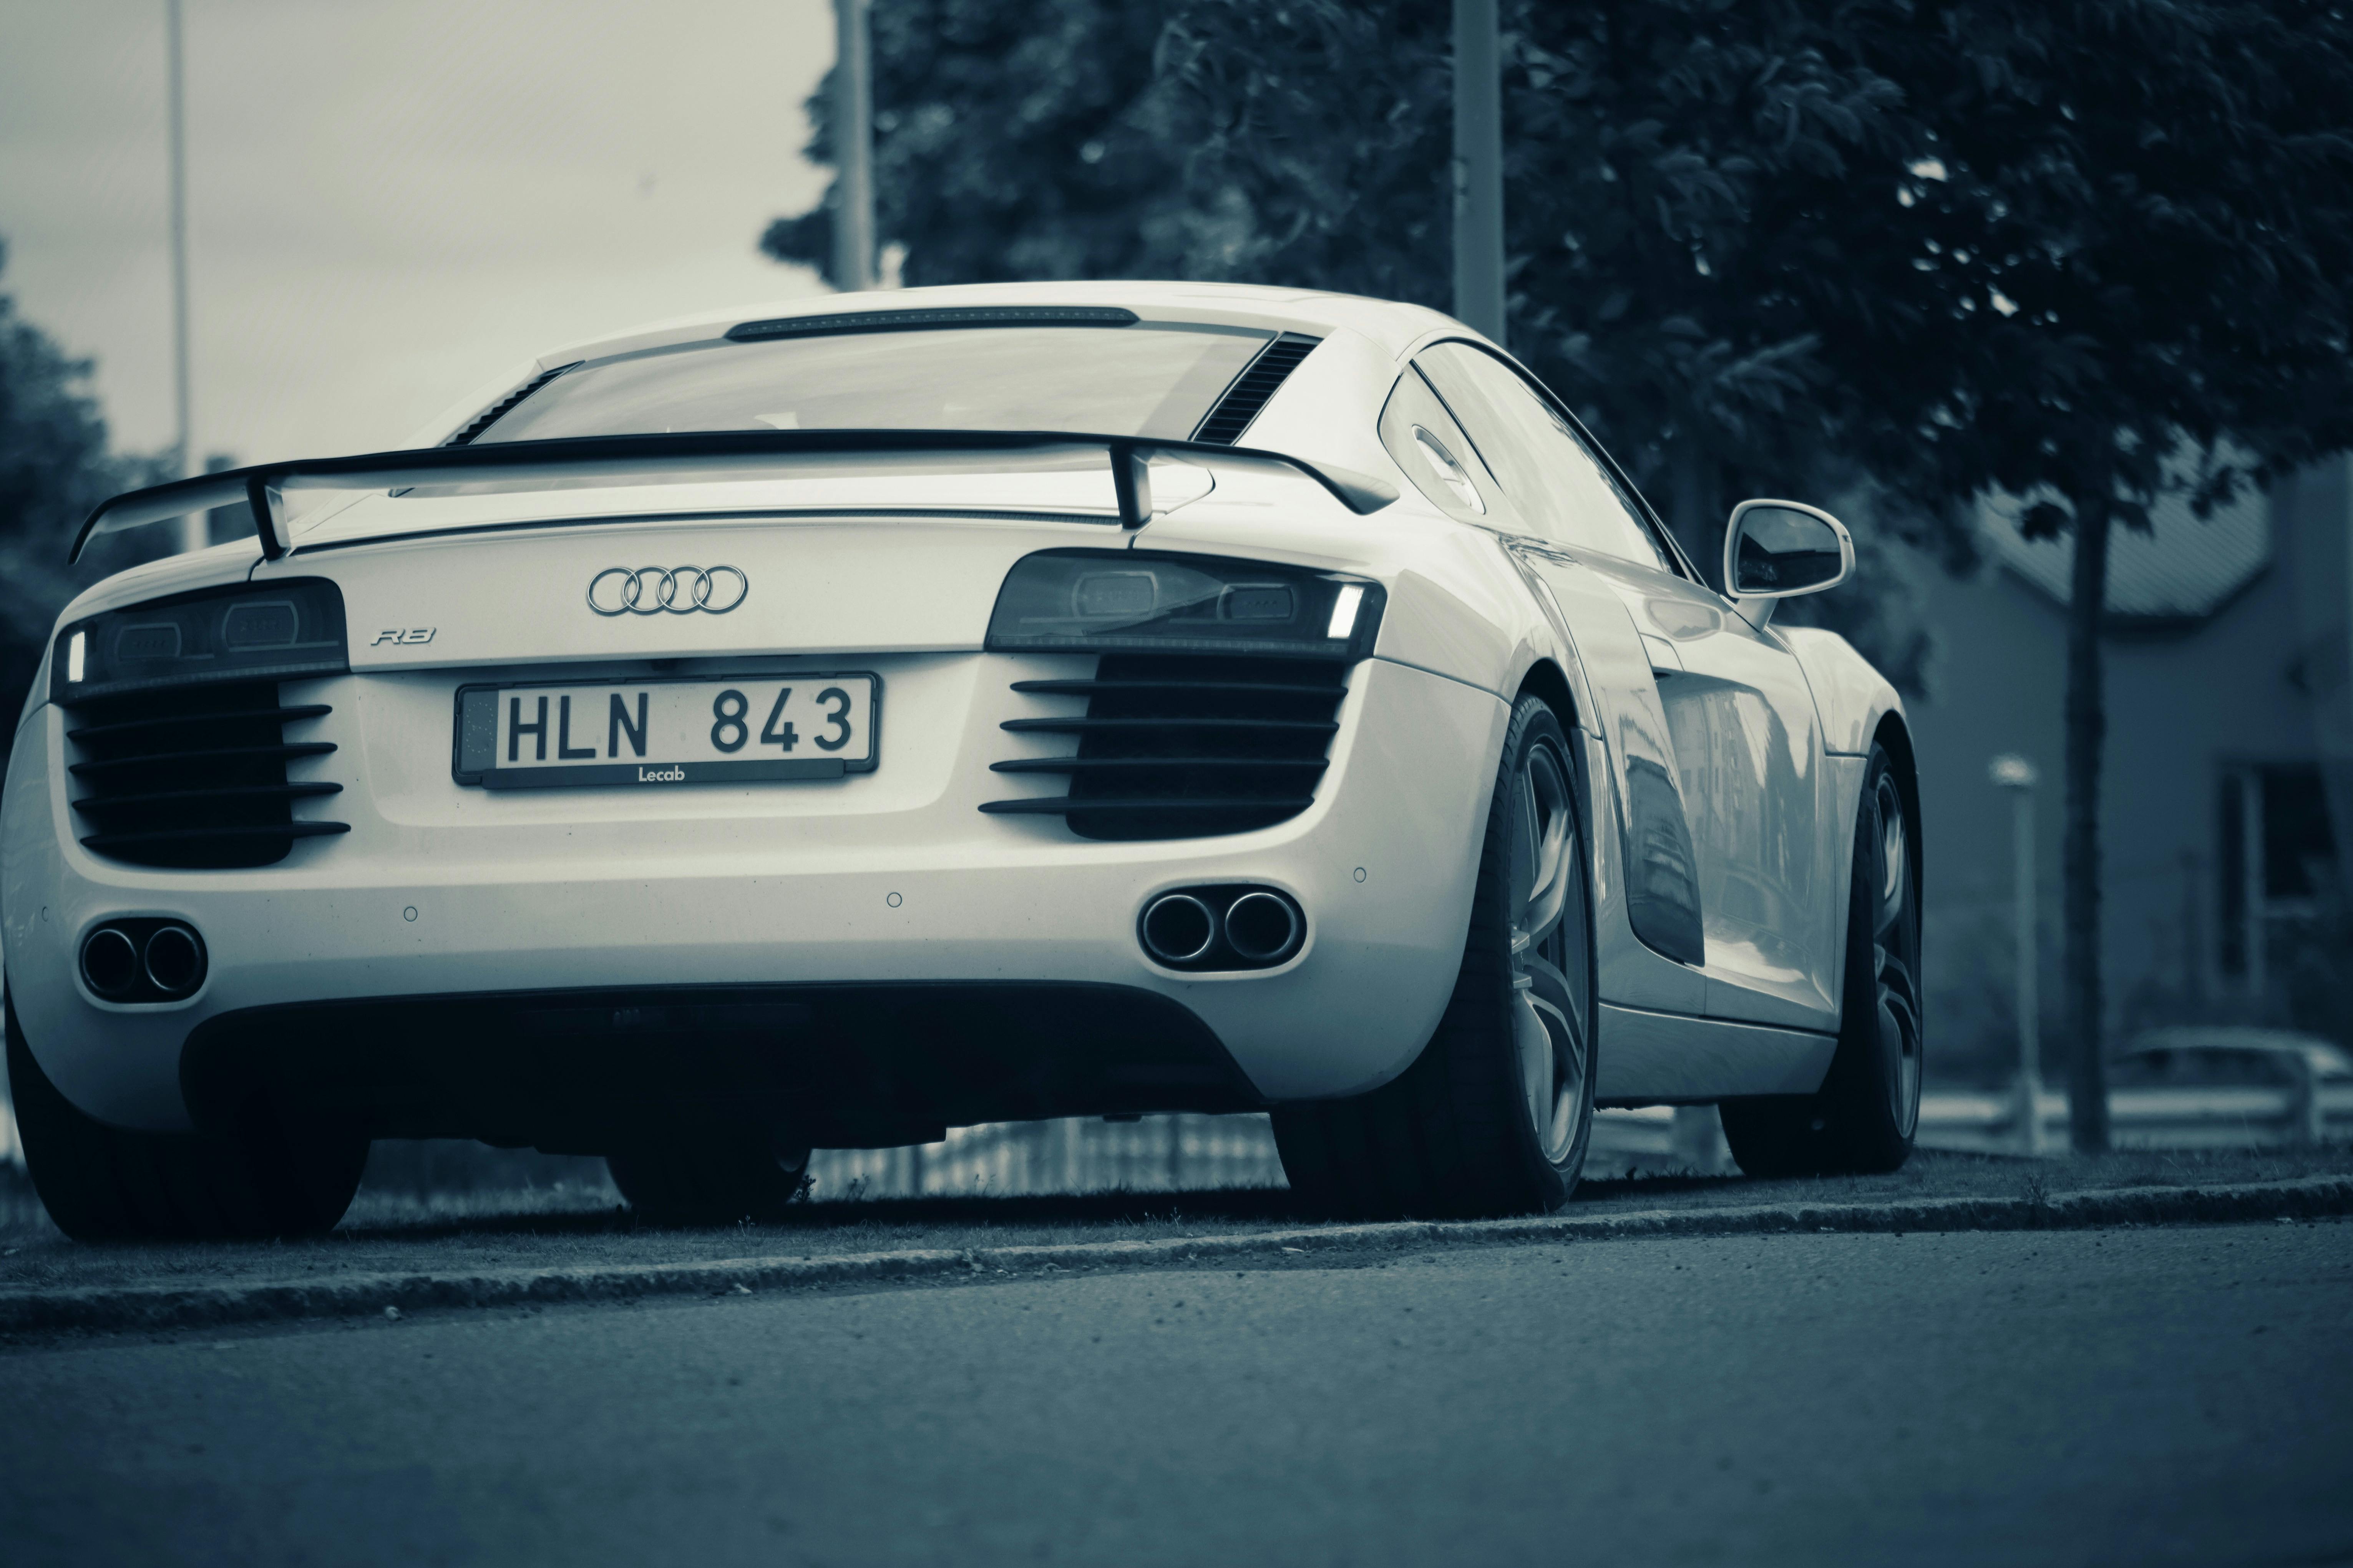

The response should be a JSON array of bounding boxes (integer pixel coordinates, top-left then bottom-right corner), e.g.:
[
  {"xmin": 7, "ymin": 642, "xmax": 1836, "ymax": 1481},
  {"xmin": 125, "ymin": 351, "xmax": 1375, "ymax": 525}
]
[
  {"xmin": 66, "ymin": 680, "xmax": 348, "ymax": 869},
  {"xmin": 1191, "ymin": 335, "xmax": 1320, "ymax": 445},
  {"xmin": 444, "ymin": 361, "xmax": 582, "ymax": 446},
  {"xmin": 981, "ymin": 655, "xmax": 1348, "ymax": 841}
]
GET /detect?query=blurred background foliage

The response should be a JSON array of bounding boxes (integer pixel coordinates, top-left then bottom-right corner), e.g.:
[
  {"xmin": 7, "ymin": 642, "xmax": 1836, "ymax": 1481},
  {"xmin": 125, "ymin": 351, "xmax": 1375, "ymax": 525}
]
[{"xmin": 0, "ymin": 238, "xmax": 173, "ymax": 771}]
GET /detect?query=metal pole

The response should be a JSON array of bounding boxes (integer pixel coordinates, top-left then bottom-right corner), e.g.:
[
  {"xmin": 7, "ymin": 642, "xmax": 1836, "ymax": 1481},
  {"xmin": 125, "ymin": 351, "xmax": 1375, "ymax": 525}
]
[
  {"xmin": 1992, "ymin": 755, "xmax": 2043, "ymax": 1154},
  {"xmin": 2241, "ymin": 771, "xmax": 2267, "ymax": 1002},
  {"xmin": 1451, "ymin": 0, "xmax": 1505, "ymax": 343},
  {"xmin": 831, "ymin": 0, "xmax": 875, "ymax": 293},
  {"xmin": 2013, "ymin": 786, "xmax": 2043, "ymax": 1154},
  {"xmin": 2180, "ymin": 848, "xmax": 2206, "ymax": 1011},
  {"xmin": 166, "ymin": 0, "xmax": 204, "ymax": 555}
]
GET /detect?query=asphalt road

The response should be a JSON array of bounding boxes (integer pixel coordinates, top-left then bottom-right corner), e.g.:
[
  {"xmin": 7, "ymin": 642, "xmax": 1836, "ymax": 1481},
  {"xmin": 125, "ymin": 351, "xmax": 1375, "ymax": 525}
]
[{"xmin": 3, "ymin": 1221, "xmax": 2349, "ymax": 1567}]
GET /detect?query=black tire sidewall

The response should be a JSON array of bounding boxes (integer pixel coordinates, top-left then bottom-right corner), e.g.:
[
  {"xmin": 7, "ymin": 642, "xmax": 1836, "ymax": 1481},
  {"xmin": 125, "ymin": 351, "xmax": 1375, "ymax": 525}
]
[
  {"xmin": 7, "ymin": 985, "xmax": 363, "ymax": 1240},
  {"xmin": 607, "ymin": 1136, "xmax": 811, "ymax": 1225}
]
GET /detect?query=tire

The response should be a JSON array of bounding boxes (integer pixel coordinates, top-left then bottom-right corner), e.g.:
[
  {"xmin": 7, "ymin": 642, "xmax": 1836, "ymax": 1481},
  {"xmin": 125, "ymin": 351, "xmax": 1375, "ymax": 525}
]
[
  {"xmin": 1721, "ymin": 744, "xmax": 1923, "ymax": 1177},
  {"xmin": 6, "ymin": 989, "xmax": 366, "ymax": 1241},
  {"xmin": 606, "ymin": 1134, "xmax": 812, "ymax": 1225},
  {"xmin": 1272, "ymin": 696, "xmax": 1598, "ymax": 1218}
]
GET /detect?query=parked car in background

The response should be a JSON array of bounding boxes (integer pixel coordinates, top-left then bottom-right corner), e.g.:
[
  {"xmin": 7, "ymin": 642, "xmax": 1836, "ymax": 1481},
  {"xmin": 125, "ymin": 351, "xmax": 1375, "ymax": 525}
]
[{"xmin": 2108, "ymin": 1027, "xmax": 2353, "ymax": 1147}]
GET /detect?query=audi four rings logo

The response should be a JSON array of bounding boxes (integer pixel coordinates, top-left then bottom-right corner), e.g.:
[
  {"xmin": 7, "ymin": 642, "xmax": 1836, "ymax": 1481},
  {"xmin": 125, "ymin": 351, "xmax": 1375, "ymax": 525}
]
[{"xmin": 586, "ymin": 565, "xmax": 749, "ymax": 616}]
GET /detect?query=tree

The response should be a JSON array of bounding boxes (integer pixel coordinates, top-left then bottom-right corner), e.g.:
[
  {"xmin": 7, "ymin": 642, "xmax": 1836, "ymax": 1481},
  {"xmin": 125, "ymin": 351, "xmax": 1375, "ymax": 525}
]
[
  {"xmin": 762, "ymin": 2, "xmax": 1188, "ymax": 288},
  {"xmin": 0, "ymin": 238, "xmax": 168, "ymax": 767},
  {"xmin": 1832, "ymin": 2, "xmax": 2353, "ymax": 1146}
]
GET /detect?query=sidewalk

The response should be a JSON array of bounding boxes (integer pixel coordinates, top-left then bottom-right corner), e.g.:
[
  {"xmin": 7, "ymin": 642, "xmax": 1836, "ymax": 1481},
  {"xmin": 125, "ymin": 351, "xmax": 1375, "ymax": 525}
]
[{"xmin": 4, "ymin": 1170, "xmax": 2346, "ymax": 1338}]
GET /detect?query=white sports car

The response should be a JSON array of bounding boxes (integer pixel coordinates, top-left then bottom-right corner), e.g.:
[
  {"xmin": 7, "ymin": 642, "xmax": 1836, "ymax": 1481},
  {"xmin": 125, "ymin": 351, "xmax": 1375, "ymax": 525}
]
[{"xmin": 3, "ymin": 282, "xmax": 1920, "ymax": 1238}]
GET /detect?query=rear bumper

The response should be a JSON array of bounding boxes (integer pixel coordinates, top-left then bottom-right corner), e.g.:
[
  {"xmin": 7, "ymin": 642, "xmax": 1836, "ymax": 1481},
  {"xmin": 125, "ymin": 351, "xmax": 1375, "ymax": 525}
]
[
  {"xmin": 181, "ymin": 981, "xmax": 1261, "ymax": 1151},
  {"xmin": 3, "ymin": 654, "xmax": 1508, "ymax": 1134}
]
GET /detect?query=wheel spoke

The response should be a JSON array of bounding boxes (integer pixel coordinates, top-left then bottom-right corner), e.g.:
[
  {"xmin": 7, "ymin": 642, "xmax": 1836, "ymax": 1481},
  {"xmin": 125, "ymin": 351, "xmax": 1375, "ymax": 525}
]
[
  {"xmin": 1515, "ymin": 995, "xmax": 1556, "ymax": 1142},
  {"xmin": 1513, "ymin": 746, "xmax": 1573, "ymax": 948},
  {"xmin": 1875, "ymin": 942, "xmax": 1923, "ymax": 1137},
  {"xmin": 1873, "ymin": 777, "xmax": 1908, "ymax": 939},
  {"xmin": 1520, "ymin": 953, "xmax": 1586, "ymax": 1066},
  {"xmin": 1521, "ymin": 994, "xmax": 1586, "ymax": 1164}
]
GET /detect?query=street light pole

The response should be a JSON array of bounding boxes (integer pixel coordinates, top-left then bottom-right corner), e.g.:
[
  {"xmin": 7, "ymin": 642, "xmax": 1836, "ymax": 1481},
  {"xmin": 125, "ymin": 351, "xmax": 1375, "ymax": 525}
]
[
  {"xmin": 1451, "ymin": 0, "xmax": 1505, "ymax": 343},
  {"xmin": 831, "ymin": 0, "xmax": 875, "ymax": 294},
  {"xmin": 1991, "ymin": 754, "xmax": 2044, "ymax": 1154},
  {"xmin": 166, "ymin": 0, "xmax": 204, "ymax": 555}
]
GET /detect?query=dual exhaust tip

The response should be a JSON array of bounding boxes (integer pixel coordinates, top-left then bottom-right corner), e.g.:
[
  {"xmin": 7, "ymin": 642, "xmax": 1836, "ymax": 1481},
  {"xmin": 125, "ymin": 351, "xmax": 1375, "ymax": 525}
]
[
  {"xmin": 1140, "ymin": 886, "xmax": 1304, "ymax": 972},
  {"xmin": 81, "ymin": 920, "xmax": 207, "ymax": 1002}
]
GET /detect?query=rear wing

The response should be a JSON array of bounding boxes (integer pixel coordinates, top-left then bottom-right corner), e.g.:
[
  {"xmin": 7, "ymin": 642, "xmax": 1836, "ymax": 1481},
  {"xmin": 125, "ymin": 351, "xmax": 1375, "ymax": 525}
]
[{"xmin": 69, "ymin": 429, "xmax": 1400, "ymax": 564}]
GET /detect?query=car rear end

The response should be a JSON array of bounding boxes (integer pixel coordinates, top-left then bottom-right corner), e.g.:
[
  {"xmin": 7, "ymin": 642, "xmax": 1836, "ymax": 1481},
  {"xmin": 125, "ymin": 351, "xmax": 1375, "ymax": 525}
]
[{"xmin": 4, "ymin": 316, "xmax": 1506, "ymax": 1165}]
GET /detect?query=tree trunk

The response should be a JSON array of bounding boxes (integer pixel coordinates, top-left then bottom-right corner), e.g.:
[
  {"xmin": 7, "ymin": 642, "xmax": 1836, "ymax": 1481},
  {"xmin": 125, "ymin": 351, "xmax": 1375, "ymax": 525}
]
[
  {"xmin": 2063, "ymin": 490, "xmax": 2112, "ymax": 1152},
  {"xmin": 1668, "ymin": 429, "xmax": 1720, "ymax": 587}
]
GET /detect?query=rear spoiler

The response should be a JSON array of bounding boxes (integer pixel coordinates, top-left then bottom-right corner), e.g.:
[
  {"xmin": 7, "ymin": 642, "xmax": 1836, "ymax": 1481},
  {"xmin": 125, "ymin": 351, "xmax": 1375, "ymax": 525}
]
[{"xmin": 69, "ymin": 429, "xmax": 1400, "ymax": 564}]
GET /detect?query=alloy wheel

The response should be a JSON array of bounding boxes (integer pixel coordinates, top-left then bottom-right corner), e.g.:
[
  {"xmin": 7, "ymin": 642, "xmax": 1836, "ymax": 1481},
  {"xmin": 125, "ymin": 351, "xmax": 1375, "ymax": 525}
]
[{"xmin": 1508, "ymin": 739, "xmax": 1591, "ymax": 1165}]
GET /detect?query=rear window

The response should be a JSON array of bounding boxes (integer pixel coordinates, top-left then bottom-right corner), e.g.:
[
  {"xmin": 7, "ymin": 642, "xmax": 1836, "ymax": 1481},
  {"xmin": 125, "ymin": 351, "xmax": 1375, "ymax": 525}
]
[{"xmin": 474, "ymin": 325, "xmax": 1273, "ymax": 446}]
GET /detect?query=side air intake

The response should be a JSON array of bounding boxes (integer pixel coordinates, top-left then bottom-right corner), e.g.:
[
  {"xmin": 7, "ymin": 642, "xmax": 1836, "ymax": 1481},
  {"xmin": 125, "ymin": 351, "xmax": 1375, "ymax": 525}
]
[
  {"xmin": 984, "ymin": 654, "xmax": 1348, "ymax": 841},
  {"xmin": 65, "ymin": 680, "xmax": 347, "ymax": 869},
  {"xmin": 1191, "ymin": 335, "xmax": 1320, "ymax": 446}
]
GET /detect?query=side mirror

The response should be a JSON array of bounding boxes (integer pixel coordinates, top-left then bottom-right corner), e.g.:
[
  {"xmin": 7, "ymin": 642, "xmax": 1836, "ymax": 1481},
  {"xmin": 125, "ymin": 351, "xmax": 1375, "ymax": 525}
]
[{"xmin": 1723, "ymin": 499, "xmax": 1854, "ymax": 600}]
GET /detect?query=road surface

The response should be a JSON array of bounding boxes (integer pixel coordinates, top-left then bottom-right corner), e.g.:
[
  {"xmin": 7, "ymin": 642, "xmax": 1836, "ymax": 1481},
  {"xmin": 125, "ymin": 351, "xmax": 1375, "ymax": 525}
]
[{"xmin": 3, "ymin": 1221, "xmax": 2348, "ymax": 1565}]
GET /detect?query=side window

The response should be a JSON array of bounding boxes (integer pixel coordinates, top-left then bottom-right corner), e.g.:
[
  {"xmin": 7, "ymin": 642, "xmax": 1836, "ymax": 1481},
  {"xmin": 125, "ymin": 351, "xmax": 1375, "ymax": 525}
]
[
  {"xmin": 1415, "ymin": 342, "xmax": 1671, "ymax": 571},
  {"xmin": 1377, "ymin": 366, "xmax": 1498, "ymax": 524}
]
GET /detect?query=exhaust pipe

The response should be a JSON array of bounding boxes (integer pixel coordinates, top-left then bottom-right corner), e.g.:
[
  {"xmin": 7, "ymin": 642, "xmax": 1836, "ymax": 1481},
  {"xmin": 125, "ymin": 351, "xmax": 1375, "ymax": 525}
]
[
  {"xmin": 1140, "ymin": 894, "xmax": 1218, "ymax": 965},
  {"xmin": 80, "ymin": 927, "xmax": 139, "ymax": 996},
  {"xmin": 78, "ymin": 920, "xmax": 207, "ymax": 1000},
  {"xmin": 1223, "ymin": 891, "xmax": 1303, "ymax": 963},
  {"xmin": 1138, "ymin": 886, "xmax": 1306, "ymax": 970},
  {"xmin": 143, "ymin": 923, "xmax": 207, "ymax": 996}
]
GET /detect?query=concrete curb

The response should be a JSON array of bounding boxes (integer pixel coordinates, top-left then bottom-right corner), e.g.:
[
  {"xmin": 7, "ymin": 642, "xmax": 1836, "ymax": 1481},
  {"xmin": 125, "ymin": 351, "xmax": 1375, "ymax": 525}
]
[{"xmin": 5, "ymin": 1174, "xmax": 2348, "ymax": 1337}]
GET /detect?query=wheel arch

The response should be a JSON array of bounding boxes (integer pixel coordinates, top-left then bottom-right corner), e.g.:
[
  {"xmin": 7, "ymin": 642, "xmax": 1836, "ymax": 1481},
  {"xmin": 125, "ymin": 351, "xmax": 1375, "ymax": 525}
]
[{"xmin": 1512, "ymin": 657, "xmax": 1580, "ymax": 732}]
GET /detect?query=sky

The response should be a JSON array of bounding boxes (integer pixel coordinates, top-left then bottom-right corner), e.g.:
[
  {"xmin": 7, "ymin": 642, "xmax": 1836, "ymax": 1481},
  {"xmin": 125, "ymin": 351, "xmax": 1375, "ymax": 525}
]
[{"xmin": 0, "ymin": 0, "xmax": 835, "ymax": 465}]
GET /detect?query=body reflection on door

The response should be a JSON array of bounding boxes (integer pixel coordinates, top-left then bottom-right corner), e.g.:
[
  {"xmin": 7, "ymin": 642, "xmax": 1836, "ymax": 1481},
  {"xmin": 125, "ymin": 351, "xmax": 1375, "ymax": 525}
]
[{"xmin": 1605, "ymin": 563, "xmax": 1832, "ymax": 1018}]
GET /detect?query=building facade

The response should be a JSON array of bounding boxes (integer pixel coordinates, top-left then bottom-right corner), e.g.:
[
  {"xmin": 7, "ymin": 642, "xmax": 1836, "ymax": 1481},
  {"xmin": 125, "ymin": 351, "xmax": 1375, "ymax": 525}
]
[{"xmin": 1904, "ymin": 457, "xmax": 2350, "ymax": 1080}]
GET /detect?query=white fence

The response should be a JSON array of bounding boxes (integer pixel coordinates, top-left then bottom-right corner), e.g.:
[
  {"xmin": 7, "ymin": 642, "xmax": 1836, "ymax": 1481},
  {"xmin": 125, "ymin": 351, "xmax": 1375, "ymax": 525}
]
[
  {"xmin": 806, "ymin": 1109, "xmax": 1734, "ymax": 1197},
  {"xmin": 805, "ymin": 1113, "xmax": 1286, "ymax": 1199},
  {"xmin": 1916, "ymin": 1084, "xmax": 2353, "ymax": 1156}
]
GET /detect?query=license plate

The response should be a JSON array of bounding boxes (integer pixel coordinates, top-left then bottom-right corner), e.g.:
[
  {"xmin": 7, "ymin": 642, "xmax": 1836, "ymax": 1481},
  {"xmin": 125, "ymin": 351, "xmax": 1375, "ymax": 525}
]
[{"xmin": 453, "ymin": 674, "xmax": 879, "ymax": 789}]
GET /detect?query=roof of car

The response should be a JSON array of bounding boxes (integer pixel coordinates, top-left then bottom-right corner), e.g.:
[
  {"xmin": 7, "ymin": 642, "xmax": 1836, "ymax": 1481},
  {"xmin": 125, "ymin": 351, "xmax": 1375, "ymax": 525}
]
[{"xmin": 539, "ymin": 280, "xmax": 1471, "ymax": 369}]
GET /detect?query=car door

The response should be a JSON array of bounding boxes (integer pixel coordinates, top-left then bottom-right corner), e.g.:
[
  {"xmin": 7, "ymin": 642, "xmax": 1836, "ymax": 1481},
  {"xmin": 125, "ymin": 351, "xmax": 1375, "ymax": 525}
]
[{"xmin": 1411, "ymin": 342, "xmax": 1837, "ymax": 1029}]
